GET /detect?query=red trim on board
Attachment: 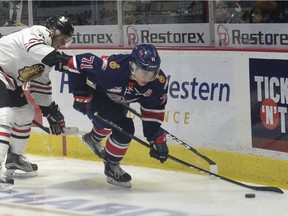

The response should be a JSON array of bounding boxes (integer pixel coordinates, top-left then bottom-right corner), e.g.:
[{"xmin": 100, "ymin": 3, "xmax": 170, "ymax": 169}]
[
  {"xmin": 62, "ymin": 136, "xmax": 67, "ymax": 156},
  {"xmin": 252, "ymin": 137, "xmax": 288, "ymax": 153}
]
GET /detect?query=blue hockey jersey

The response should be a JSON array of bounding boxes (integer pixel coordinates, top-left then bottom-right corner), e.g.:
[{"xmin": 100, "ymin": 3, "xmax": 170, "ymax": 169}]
[{"xmin": 67, "ymin": 52, "xmax": 168, "ymax": 138}]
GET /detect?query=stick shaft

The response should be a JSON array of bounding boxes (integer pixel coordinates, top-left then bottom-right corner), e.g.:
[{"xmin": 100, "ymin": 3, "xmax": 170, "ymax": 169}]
[
  {"xmin": 32, "ymin": 120, "xmax": 50, "ymax": 134},
  {"xmin": 92, "ymin": 111, "xmax": 283, "ymax": 194},
  {"xmin": 123, "ymin": 104, "xmax": 217, "ymax": 165},
  {"xmin": 32, "ymin": 120, "xmax": 79, "ymax": 135}
]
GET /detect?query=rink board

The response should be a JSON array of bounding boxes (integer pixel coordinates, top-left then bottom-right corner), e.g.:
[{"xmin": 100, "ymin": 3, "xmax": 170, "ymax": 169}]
[
  {"xmin": 26, "ymin": 133, "xmax": 288, "ymax": 190},
  {"xmin": 25, "ymin": 48, "xmax": 288, "ymax": 191}
]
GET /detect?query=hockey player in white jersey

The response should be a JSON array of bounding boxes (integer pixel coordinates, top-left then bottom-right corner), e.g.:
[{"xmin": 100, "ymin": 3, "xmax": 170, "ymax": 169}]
[{"xmin": 0, "ymin": 15, "xmax": 74, "ymax": 187}]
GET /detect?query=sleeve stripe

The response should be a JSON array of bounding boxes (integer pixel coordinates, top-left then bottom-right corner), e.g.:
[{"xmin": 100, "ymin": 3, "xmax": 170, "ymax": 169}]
[
  {"xmin": 30, "ymin": 80, "xmax": 51, "ymax": 85},
  {"xmin": 24, "ymin": 39, "xmax": 46, "ymax": 52},
  {"xmin": 140, "ymin": 106, "xmax": 165, "ymax": 122},
  {"xmin": 141, "ymin": 118, "xmax": 163, "ymax": 124},
  {"xmin": 30, "ymin": 90, "xmax": 52, "ymax": 95},
  {"xmin": 29, "ymin": 84, "xmax": 52, "ymax": 91},
  {"xmin": 141, "ymin": 106, "xmax": 165, "ymax": 113}
]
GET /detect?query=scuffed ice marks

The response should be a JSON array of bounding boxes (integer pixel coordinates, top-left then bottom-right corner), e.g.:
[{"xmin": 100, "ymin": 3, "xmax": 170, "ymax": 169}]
[{"xmin": 0, "ymin": 191, "xmax": 189, "ymax": 216}]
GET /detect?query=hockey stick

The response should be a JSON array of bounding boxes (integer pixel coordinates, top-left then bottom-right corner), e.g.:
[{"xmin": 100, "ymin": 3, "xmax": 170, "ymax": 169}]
[
  {"xmin": 32, "ymin": 120, "xmax": 79, "ymax": 135},
  {"xmin": 92, "ymin": 111, "xmax": 284, "ymax": 194},
  {"xmin": 122, "ymin": 104, "xmax": 218, "ymax": 174}
]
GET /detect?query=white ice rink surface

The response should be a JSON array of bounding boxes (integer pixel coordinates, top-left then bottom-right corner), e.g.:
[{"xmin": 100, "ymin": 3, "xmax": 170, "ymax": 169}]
[{"xmin": 0, "ymin": 155, "xmax": 286, "ymax": 216}]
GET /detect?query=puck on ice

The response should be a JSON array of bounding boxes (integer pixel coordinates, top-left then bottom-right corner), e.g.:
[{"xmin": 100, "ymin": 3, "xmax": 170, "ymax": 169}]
[{"xmin": 245, "ymin": 193, "xmax": 256, "ymax": 198}]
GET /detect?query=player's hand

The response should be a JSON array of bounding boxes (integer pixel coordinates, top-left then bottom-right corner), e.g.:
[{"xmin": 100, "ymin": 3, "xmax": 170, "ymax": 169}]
[
  {"xmin": 148, "ymin": 132, "xmax": 169, "ymax": 163},
  {"xmin": 55, "ymin": 52, "xmax": 72, "ymax": 72},
  {"xmin": 73, "ymin": 90, "xmax": 93, "ymax": 115},
  {"xmin": 40, "ymin": 101, "xmax": 66, "ymax": 135}
]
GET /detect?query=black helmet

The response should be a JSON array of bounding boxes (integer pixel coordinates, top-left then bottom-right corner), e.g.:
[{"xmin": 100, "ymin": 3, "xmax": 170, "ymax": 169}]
[
  {"xmin": 130, "ymin": 44, "xmax": 161, "ymax": 75},
  {"xmin": 45, "ymin": 15, "xmax": 74, "ymax": 37}
]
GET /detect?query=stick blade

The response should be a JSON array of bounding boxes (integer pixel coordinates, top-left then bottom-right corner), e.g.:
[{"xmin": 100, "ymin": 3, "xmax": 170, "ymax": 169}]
[{"xmin": 249, "ymin": 186, "xmax": 284, "ymax": 194}]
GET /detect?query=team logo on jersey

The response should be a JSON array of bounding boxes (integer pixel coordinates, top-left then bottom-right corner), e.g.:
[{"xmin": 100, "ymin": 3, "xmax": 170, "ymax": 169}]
[
  {"xmin": 158, "ymin": 75, "xmax": 165, "ymax": 84},
  {"xmin": 18, "ymin": 64, "xmax": 45, "ymax": 82},
  {"xmin": 142, "ymin": 89, "xmax": 153, "ymax": 97},
  {"xmin": 109, "ymin": 61, "xmax": 120, "ymax": 69}
]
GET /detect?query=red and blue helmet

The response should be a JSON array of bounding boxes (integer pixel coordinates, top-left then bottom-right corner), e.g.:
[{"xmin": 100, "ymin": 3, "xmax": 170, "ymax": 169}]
[{"xmin": 130, "ymin": 44, "xmax": 161, "ymax": 78}]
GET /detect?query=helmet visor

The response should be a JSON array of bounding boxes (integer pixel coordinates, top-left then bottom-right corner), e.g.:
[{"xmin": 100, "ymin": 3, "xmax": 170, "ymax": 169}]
[
  {"xmin": 131, "ymin": 62, "xmax": 159, "ymax": 82},
  {"xmin": 58, "ymin": 34, "xmax": 73, "ymax": 47},
  {"xmin": 52, "ymin": 34, "xmax": 73, "ymax": 49},
  {"xmin": 64, "ymin": 36, "xmax": 72, "ymax": 47}
]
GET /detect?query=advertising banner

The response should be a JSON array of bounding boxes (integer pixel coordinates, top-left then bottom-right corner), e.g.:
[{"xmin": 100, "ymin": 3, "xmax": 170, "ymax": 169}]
[
  {"xmin": 250, "ymin": 58, "xmax": 288, "ymax": 152},
  {"xmin": 47, "ymin": 49, "xmax": 235, "ymax": 148},
  {"xmin": 71, "ymin": 25, "xmax": 119, "ymax": 46},
  {"xmin": 124, "ymin": 24, "xmax": 211, "ymax": 47},
  {"xmin": 215, "ymin": 24, "xmax": 288, "ymax": 48},
  {"xmin": 161, "ymin": 53, "xmax": 234, "ymax": 146},
  {"xmin": 0, "ymin": 24, "xmax": 211, "ymax": 47}
]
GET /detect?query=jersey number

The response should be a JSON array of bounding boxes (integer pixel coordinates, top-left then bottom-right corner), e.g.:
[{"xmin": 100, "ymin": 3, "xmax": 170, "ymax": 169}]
[{"xmin": 80, "ymin": 56, "xmax": 95, "ymax": 69}]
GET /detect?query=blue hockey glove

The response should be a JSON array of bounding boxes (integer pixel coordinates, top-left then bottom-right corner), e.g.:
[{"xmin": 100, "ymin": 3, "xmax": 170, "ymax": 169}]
[
  {"xmin": 40, "ymin": 101, "xmax": 65, "ymax": 135},
  {"xmin": 148, "ymin": 133, "xmax": 169, "ymax": 163},
  {"xmin": 73, "ymin": 90, "xmax": 93, "ymax": 115}
]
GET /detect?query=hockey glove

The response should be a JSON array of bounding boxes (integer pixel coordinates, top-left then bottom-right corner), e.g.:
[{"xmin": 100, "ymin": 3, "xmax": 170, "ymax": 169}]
[
  {"xmin": 54, "ymin": 52, "xmax": 72, "ymax": 73},
  {"xmin": 40, "ymin": 101, "xmax": 66, "ymax": 135},
  {"xmin": 148, "ymin": 133, "xmax": 169, "ymax": 163},
  {"xmin": 73, "ymin": 90, "xmax": 93, "ymax": 115}
]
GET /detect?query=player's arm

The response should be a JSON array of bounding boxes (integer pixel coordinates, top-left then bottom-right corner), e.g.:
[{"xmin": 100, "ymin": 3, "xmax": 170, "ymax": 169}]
[
  {"xmin": 140, "ymin": 72, "xmax": 169, "ymax": 163},
  {"xmin": 24, "ymin": 27, "xmax": 70, "ymax": 67},
  {"xmin": 63, "ymin": 53, "xmax": 104, "ymax": 74},
  {"xmin": 141, "ymin": 89, "xmax": 169, "ymax": 162},
  {"xmin": 141, "ymin": 101, "xmax": 168, "ymax": 163},
  {"xmin": 42, "ymin": 50, "xmax": 72, "ymax": 69},
  {"xmin": 68, "ymin": 71, "xmax": 93, "ymax": 115}
]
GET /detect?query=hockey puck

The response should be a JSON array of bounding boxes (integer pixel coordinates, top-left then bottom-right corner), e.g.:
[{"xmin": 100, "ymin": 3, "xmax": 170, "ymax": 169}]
[{"xmin": 245, "ymin": 193, "xmax": 256, "ymax": 198}]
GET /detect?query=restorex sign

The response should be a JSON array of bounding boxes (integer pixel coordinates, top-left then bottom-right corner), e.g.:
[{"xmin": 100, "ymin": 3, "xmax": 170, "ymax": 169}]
[{"xmin": 216, "ymin": 24, "xmax": 288, "ymax": 48}]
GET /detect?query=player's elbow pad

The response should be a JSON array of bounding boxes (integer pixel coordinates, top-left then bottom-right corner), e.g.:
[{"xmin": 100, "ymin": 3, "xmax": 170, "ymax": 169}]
[{"xmin": 42, "ymin": 50, "xmax": 58, "ymax": 67}]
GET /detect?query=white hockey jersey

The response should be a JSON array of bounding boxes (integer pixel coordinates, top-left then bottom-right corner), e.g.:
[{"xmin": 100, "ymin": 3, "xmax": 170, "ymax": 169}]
[{"xmin": 0, "ymin": 25, "xmax": 55, "ymax": 107}]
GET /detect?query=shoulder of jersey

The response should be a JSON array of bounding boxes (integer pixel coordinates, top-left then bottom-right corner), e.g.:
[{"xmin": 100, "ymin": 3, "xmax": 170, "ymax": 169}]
[{"xmin": 157, "ymin": 70, "xmax": 167, "ymax": 84}]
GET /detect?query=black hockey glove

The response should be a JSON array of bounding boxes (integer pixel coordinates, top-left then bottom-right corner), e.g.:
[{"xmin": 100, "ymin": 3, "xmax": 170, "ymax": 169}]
[
  {"xmin": 54, "ymin": 52, "xmax": 72, "ymax": 73},
  {"xmin": 73, "ymin": 90, "xmax": 93, "ymax": 115},
  {"xmin": 40, "ymin": 101, "xmax": 66, "ymax": 135},
  {"xmin": 148, "ymin": 132, "xmax": 169, "ymax": 163}
]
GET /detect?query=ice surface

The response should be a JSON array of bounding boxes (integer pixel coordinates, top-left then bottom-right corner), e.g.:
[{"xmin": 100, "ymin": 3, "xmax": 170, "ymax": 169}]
[{"xmin": 0, "ymin": 155, "xmax": 286, "ymax": 216}]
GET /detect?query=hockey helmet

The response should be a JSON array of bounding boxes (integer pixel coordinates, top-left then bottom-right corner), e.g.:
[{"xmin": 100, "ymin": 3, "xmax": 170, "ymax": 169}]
[
  {"xmin": 130, "ymin": 44, "xmax": 161, "ymax": 81},
  {"xmin": 45, "ymin": 15, "xmax": 74, "ymax": 37}
]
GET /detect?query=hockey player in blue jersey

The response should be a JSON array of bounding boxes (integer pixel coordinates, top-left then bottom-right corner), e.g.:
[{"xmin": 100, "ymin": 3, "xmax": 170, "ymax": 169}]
[{"xmin": 65, "ymin": 44, "xmax": 169, "ymax": 188}]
